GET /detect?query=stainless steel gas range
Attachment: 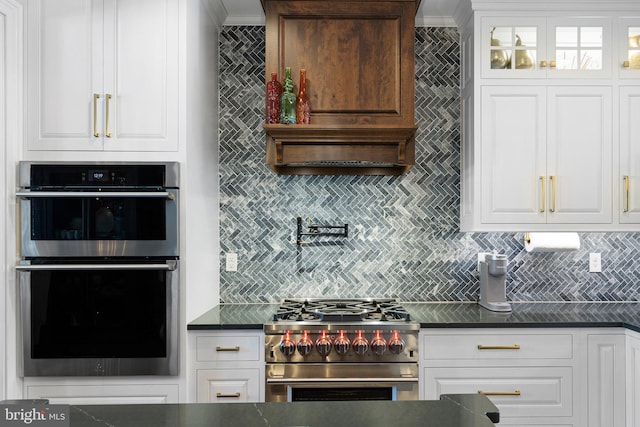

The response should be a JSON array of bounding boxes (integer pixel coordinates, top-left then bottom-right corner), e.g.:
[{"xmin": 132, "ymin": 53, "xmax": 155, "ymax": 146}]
[{"xmin": 264, "ymin": 299, "xmax": 419, "ymax": 402}]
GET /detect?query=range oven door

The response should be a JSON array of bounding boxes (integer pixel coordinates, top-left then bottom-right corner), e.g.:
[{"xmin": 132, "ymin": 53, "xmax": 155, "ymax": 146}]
[
  {"xmin": 18, "ymin": 189, "xmax": 179, "ymax": 258},
  {"xmin": 265, "ymin": 363, "xmax": 419, "ymax": 402},
  {"xmin": 17, "ymin": 260, "xmax": 179, "ymax": 377}
]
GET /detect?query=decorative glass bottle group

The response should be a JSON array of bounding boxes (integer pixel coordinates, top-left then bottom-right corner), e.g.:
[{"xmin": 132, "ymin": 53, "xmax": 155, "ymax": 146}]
[{"xmin": 265, "ymin": 67, "xmax": 311, "ymax": 125}]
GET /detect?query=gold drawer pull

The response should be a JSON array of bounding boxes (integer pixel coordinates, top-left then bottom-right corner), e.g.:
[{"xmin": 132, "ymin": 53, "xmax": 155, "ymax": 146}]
[
  {"xmin": 549, "ymin": 176, "xmax": 556, "ymax": 213},
  {"xmin": 623, "ymin": 60, "xmax": 630, "ymax": 68},
  {"xmin": 93, "ymin": 94, "xmax": 101, "ymax": 137},
  {"xmin": 105, "ymin": 93, "xmax": 113, "ymax": 138},
  {"xmin": 477, "ymin": 344, "xmax": 521, "ymax": 350},
  {"xmin": 216, "ymin": 346, "xmax": 240, "ymax": 352},
  {"xmin": 624, "ymin": 175, "xmax": 630, "ymax": 213},
  {"xmin": 539, "ymin": 176, "xmax": 546, "ymax": 212},
  {"xmin": 216, "ymin": 392, "xmax": 241, "ymax": 398},
  {"xmin": 479, "ymin": 389, "xmax": 521, "ymax": 396}
]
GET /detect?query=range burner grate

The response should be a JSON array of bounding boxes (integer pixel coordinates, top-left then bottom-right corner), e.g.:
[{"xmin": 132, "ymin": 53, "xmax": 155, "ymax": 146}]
[{"xmin": 272, "ymin": 298, "xmax": 412, "ymax": 323}]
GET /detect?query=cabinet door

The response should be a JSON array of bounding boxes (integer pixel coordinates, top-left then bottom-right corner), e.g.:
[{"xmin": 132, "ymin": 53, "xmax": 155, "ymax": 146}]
[
  {"xmin": 620, "ymin": 86, "xmax": 640, "ymax": 223},
  {"xmin": 546, "ymin": 17, "xmax": 611, "ymax": 79},
  {"xmin": 587, "ymin": 334, "xmax": 626, "ymax": 427},
  {"xmin": 26, "ymin": 0, "xmax": 178, "ymax": 152},
  {"xmin": 546, "ymin": 86, "xmax": 612, "ymax": 224},
  {"xmin": 619, "ymin": 18, "xmax": 640, "ymax": 78},
  {"xmin": 102, "ymin": 0, "xmax": 178, "ymax": 151},
  {"xmin": 481, "ymin": 86, "xmax": 547, "ymax": 224},
  {"xmin": 26, "ymin": 0, "xmax": 104, "ymax": 151},
  {"xmin": 480, "ymin": 17, "xmax": 546, "ymax": 79}
]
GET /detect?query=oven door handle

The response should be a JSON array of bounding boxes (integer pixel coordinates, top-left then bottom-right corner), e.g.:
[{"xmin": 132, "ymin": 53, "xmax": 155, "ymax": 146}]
[
  {"xmin": 16, "ymin": 262, "xmax": 177, "ymax": 271},
  {"xmin": 16, "ymin": 191, "xmax": 176, "ymax": 200},
  {"xmin": 266, "ymin": 377, "xmax": 417, "ymax": 384}
]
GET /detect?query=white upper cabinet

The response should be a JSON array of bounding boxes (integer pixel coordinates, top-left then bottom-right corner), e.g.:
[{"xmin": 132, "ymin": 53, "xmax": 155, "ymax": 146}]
[
  {"xmin": 482, "ymin": 16, "xmax": 612, "ymax": 80},
  {"xmin": 619, "ymin": 18, "xmax": 640, "ymax": 78},
  {"xmin": 26, "ymin": 0, "xmax": 178, "ymax": 152},
  {"xmin": 481, "ymin": 85, "xmax": 612, "ymax": 225},
  {"xmin": 620, "ymin": 86, "xmax": 640, "ymax": 223},
  {"xmin": 461, "ymin": 1, "xmax": 640, "ymax": 231}
]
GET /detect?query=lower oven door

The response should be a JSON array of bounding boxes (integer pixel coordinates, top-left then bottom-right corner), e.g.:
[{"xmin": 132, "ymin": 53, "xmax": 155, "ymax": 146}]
[
  {"xmin": 265, "ymin": 363, "xmax": 418, "ymax": 402},
  {"xmin": 17, "ymin": 259, "xmax": 179, "ymax": 377}
]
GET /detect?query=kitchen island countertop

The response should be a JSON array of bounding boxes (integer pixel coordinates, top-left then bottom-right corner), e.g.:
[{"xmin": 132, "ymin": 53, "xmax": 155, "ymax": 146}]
[
  {"xmin": 68, "ymin": 394, "xmax": 499, "ymax": 427},
  {"xmin": 188, "ymin": 301, "xmax": 640, "ymax": 333}
]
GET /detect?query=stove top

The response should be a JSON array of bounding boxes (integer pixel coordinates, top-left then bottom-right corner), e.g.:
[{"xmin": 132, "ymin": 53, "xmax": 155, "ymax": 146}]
[
  {"xmin": 264, "ymin": 299, "xmax": 419, "ymax": 363},
  {"xmin": 265, "ymin": 298, "xmax": 418, "ymax": 332}
]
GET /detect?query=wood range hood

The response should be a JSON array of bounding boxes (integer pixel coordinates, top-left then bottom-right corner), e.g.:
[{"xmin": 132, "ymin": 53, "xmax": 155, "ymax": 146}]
[{"xmin": 261, "ymin": 0, "xmax": 422, "ymax": 176}]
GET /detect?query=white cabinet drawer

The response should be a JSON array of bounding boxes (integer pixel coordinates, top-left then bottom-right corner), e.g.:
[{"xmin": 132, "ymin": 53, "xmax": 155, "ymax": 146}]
[
  {"xmin": 422, "ymin": 333, "xmax": 573, "ymax": 360},
  {"xmin": 196, "ymin": 334, "xmax": 262, "ymax": 362},
  {"xmin": 424, "ymin": 367, "xmax": 573, "ymax": 418},
  {"xmin": 196, "ymin": 368, "xmax": 262, "ymax": 403}
]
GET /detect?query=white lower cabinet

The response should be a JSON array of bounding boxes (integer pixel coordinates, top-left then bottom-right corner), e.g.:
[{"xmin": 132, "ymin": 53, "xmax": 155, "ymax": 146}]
[
  {"xmin": 421, "ymin": 328, "xmax": 579, "ymax": 426},
  {"xmin": 627, "ymin": 330, "xmax": 640, "ymax": 427},
  {"xmin": 421, "ymin": 327, "xmax": 639, "ymax": 427},
  {"xmin": 24, "ymin": 381, "xmax": 179, "ymax": 405},
  {"xmin": 189, "ymin": 330, "xmax": 264, "ymax": 403},
  {"xmin": 587, "ymin": 332, "xmax": 626, "ymax": 427}
]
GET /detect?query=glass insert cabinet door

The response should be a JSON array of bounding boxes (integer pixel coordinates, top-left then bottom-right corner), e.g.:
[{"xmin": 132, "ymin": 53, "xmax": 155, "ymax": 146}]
[
  {"xmin": 620, "ymin": 19, "xmax": 640, "ymax": 77},
  {"xmin": 482, "ymin": 17, "xmax": 611, "ymax": 78}
]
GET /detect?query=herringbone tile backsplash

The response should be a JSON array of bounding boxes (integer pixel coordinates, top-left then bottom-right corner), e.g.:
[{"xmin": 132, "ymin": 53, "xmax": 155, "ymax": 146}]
[{"xmin": 219, "ymin": 26, "xmax": 640, "ymax": 304}]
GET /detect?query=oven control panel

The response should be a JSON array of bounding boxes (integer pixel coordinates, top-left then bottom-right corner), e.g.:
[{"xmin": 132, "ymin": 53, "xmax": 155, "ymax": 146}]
[{"xmin": 265, "ymin": 329, "xmax": 418, "ymax": 363}]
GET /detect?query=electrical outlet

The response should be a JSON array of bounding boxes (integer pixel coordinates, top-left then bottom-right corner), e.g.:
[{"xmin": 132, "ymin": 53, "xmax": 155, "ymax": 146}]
[
  {"xmin": 225, "ymin": 252, "xmax": 238, "ymax": 272},
  {"xmin": 589, "ymin": 253, "xmax": 602, "ymax": 273}
]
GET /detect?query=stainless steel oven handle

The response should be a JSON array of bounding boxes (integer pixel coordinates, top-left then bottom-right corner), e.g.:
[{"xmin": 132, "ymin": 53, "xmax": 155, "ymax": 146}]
[
  {"xmin": 266, "ymin": 377, "xmax": 417, "ymax": 384},
  {"xmin": 16, "ymin": 191, "xmax": 176, "ymax": 200},
  {"xmin": 16, "ymin": 262, "xmax": 177, "ymax": 271}
]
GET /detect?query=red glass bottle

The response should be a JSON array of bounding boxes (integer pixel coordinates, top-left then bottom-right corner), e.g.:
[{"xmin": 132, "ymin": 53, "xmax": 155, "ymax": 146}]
[
  {"xmin": 296, "ymin": 69, "xmax": 311, "ymax": 124},
  {"xmin": 266, "ymin": 72, "xmax": 282, "ymax": 124}
]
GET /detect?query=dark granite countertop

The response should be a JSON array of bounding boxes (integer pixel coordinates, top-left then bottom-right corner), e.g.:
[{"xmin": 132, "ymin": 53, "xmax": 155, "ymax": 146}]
[
  {"xmin": 188, "ymin": 302, "xmax": 640, "ymax": 333},
  {"xmin": 68, "ymin": 394, "xmax": 499, "ymax": 427}
]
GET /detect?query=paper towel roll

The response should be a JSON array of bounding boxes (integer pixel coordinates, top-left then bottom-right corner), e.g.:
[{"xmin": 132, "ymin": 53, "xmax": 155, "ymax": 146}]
[{"xmin": 524, "ymin": 232, "xmax": 580, "ymax": 252}]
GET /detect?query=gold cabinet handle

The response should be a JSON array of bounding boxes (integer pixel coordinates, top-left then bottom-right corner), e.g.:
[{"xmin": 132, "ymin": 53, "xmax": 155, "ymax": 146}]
[
  {"xmin": 623, "ymin": 60, "xmax": 630, "ymax": 68},
  {"xmin": 216, "ymin": 392, "xmax": 241, "ymax": 398},
  {"xmin": 477, "ymin": 344, "xmax": 521, "ymax": 350},
  {"xmin": 215, "ymin": 346, "xmax": 240, "ymax": 352},
  {"xmin": 549, "ymin": 176, "xmax": 556, "ymax": 213},
  {"xmin": 550, "ymin": 60, "xmax": 557, "ymax": 68},
  {"xmin": 93, "ymin": 94, "xmax": 101, "ymax": 137},
  {"xmin": 539, "ymin": 176, "xmax": 546, "ymax": 212},
  {"xmin": 478, "ymin": 390, "xmax": 521, "ymax": 396},
  {"xmin": 105, "ymin": 93, "xmax": 113, "ymax": 138},
  {"xmin": 624, "ymin": 175, "xmax": 630, "ymax": 213},
  {"xmin": 540, "ymin": 60, "xmax": 548, "ymax": 68}
]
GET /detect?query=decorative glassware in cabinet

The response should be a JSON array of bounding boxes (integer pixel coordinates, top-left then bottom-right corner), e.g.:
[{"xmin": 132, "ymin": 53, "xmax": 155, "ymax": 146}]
[
  {"xmin": 555, "ymin": 26, "xmax": 603, "ymax": 71},
  {"xmin": 279, "ymin": 67, "xmax": 297, "ymax": 124},
  {"xmin": 266, "ymin": 72, "xmax": 283, "ymax": 124},
  {"xmin": 296, "ymin": 69, "xmax": 311, "ymax": 124},
  {"xmin": 626, "ymin": 27, "xmax": 640, "ymax": 69},
  {"xmin": 489, "ymin": 26, "xmax": 537, "ymax": 70}
]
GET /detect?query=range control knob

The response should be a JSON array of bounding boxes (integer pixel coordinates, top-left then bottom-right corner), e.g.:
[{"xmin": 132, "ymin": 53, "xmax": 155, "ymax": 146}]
[
  {"xmin": 279, "ymin": 332, "xmax": 296, "ymax": 356},
  {"xmin": 334, "ymin": 331, "xmax": 350, "ymax": 355},
  {"xmin": 316, "ymin": 331, "xmax": 332, "ymax": 357},
  {"xmin": 388, "ymin": 330, "xmax": 405, "ymax": 355},
  {"xmin": 352, "ymin": 331, "xmax": 369, "ymax": 355},
  {"xmin": 371, "ymin": 331, "xmax": 387, "ymax": 356},
  {"xmin": 297, "ymin": 333, "xmax": 313, "ymax": 357}
]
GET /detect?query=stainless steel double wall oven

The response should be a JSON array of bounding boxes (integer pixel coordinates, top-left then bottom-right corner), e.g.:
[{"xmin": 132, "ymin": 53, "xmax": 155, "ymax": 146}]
[{"xmin": 17, "ymin": 162, "xmax": 179, "ymax": 377}]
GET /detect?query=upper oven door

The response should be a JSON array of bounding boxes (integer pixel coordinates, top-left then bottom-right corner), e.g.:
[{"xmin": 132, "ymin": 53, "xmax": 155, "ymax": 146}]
[{"xmin": 18, "ymin": 189, "xmax": 179, "ymax": 258}]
